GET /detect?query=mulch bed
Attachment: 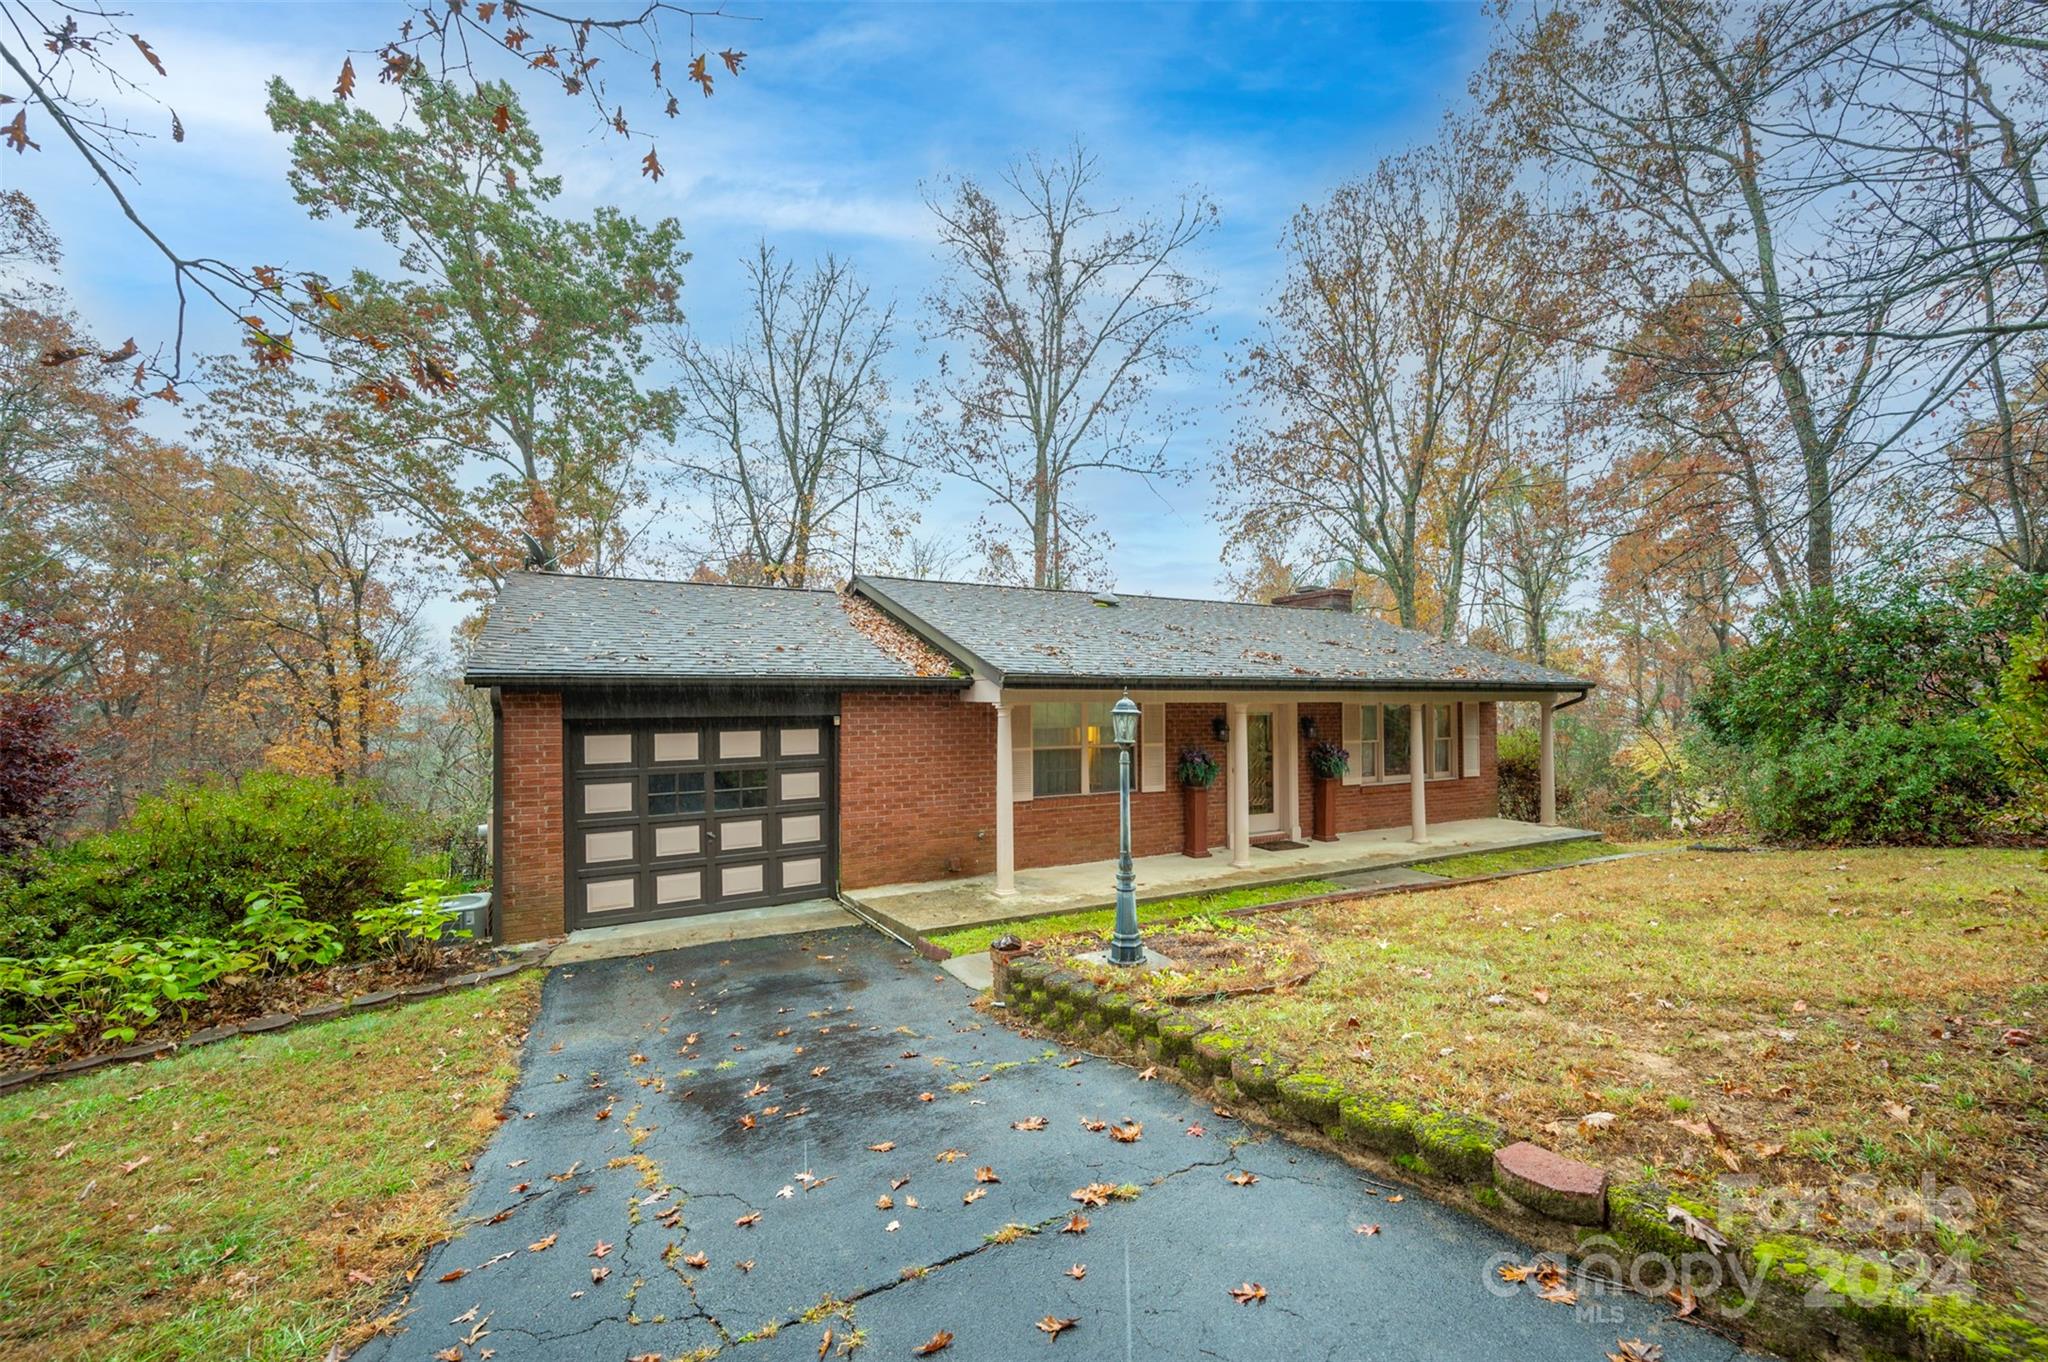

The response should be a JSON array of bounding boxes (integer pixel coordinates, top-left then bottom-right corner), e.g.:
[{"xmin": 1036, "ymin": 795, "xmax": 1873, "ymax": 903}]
[
  {"xmin": 1035, "ymin": 920, "xmax": 1322, "ymax": 1004},
  {"xmin": 0, "ymin": 944, "xmax": 506, "ymax": 1075}
]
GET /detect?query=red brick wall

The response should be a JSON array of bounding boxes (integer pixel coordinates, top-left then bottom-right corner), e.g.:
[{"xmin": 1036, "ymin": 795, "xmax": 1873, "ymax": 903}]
[
  {"xmin": 838, "ymin": 690, "xmax": 998, "ymax": 888},
  {"xmin": 496, "ymin": 689, "xmax": 565, "ymax": 943},
  {"xmin": 836, "ymin": 695, "xmax": 1499, "ymax": 889},
  {"xmin": 1294, "ymin": 700, "xmax": 1499, "ymax": 833}
]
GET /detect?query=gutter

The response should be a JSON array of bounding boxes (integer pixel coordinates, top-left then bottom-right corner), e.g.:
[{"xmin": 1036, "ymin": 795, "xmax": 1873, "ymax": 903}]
[
  {"xmin": 994, "ymin": 675, "xmax": 1598, "ymax": 695},
  {"xmin": 462, "ymin": 671, "xmax": 971, "ymax": 690}
]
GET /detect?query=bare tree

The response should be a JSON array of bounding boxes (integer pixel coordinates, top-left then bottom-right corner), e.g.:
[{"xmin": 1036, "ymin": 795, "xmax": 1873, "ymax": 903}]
[
  {"xmin": 918, "ymin": 144, "xmax": 1216, "ymax": 589},
  {"xmin": 1222, "ymin": 127, "xmax": 1574, "ymax": 637},
  {"xmin": 1485, "ymin": 0, "xmax": 2048, "ymax": 603},
  {"xmin": 665, "ymin": 245, "xmax": 899, "ymax": 588}
]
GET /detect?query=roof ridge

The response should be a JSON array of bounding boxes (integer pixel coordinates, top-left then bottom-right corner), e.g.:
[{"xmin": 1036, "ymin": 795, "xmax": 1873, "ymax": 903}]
[{"xmin": 504, "ymin": 570, "xmax": 842, "ymax": 596}]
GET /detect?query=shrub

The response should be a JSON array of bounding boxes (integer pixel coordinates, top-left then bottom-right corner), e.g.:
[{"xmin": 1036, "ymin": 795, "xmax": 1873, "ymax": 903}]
[
  {"xmin": 1694, "ymin": 567, "xmax": 2044, "ymax": 844},
  {"xmin": 0, "ymin": 935, "xmax": 257, "ymax": 1048},
  {"xmin": 354, "ymin": 877, "xmax": 470, "ymax": 965},
  {"xmin": 1746, "ymin": 719, "xmax": 2005, "ymax": 845},
  {"xmin": 1495, "ymin": 726, "xmax": 1542, "ymax": 822},
  {"xmin": 0, "ymin": 772, "xmax": 419, "ymax": 954},
  {"xmin": 1987, "ymin": 614, "xmax": 2048, "ymax": 831},
  {"xmin": 232, "ymin": 882, "xmax": 343, "ymax": 973}
]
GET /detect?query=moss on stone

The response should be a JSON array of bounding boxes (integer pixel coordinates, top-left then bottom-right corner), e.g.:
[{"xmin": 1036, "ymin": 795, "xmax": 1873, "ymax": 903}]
[
  {"xmin": 1227, "ymin": 1049, "xmax": 1291, "ymax": 1103},
  {"xmin": 1335, "ymin": 1093, "xmax": 1421, "ymax": 1157},
  {"xmin": 1413, "ymin": 1111, "xmax": 1505, "ymax": 1183},
  {"xmin": 1602, "ymin": 1178, "xmax": 1704, "ymax": 1263},
  {"xmin": 1912, "ymin": 1291, "xmax": 2048, "ymax": 1362},
  {"xmin": 1189, "ymin": 1031, "xmax": 1242, "ymax": 1081},
  {"xmin": 1471, "ymin": 1185, "xmax": 1503, "ymax": 1210},
  {"xmin": 1394, "ymin": 1151, "xmax": 1433, "ymax": 1178},
  {"xmin": 1151, "ymin": 1018, "xmax": 1202, "ymax": 1062},
  {"xmin": 1211, "ymin": 1077, "xmax": 1243, "ymax": 1106},
  {"xmin": 1273, "ymin": 1071, "xmax": 1345, "ymax": 1130}
]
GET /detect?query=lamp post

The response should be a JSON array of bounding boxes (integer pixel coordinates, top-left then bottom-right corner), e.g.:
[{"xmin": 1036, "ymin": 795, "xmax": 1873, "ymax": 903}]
[{"xmin": 1107, "ymin": 690, "xmax": 1145, "ymax": 966}]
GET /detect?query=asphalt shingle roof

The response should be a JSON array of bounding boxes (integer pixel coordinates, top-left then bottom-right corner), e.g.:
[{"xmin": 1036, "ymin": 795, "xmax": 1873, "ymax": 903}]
[
  {"xmin": 852, "ymin": 575, "xmax": 1592, "ymax": 692},
  {"xmin": 464, "ymin": 573, "xmax": 963, "ymax": 686}
]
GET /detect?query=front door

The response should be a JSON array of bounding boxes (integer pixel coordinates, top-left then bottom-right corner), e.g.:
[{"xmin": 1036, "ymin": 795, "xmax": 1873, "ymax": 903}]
[{"xmin": 1246, "ymin": 709, "xmax": 1282, "ymax": 835}]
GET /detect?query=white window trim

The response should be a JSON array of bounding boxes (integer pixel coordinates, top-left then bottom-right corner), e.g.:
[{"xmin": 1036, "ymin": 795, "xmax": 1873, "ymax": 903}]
[
  {"xmin": 1345, "ymin": 701, "xmax": 1463, "ymax": 784},
  {"xmin": 1028, "ymin": 700, "xmax": 1142, "ymax": 799}
]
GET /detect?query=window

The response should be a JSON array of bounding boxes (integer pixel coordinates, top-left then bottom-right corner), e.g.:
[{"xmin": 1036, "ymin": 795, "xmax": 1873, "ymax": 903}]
[
  {"xmin": 1383, "ymin": 704, "xmax": 1411, "ymax": 777},
  {"xmin": 648, "ymin": 772, "xmax": 706, "ymax": 816},
  {"xmin": 1032, "ymin": 700, "xmax": 1136, "ymax": 797},
  {"xmin": 1362, "ymin": 703, "xmax": 1454, "ymax": 781},
  {"xmin": 713, "ymin": 768, "xmax": 769, "ymax": 811}
]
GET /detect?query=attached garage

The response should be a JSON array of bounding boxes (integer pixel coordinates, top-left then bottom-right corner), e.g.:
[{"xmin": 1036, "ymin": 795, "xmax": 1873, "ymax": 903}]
[
  {"xmin": 566, "ymin": 715, "xmax": 835, "ymax": 929},
  {"xmin": 468, "ymin": 574, "xmax": 966, "ymax": 943}
]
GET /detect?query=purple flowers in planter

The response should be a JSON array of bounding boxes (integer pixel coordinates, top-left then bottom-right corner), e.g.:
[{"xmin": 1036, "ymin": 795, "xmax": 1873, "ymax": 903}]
[{"xmin": 1308, "ymin": 740, "xmax": 1350, "ymax": 779}]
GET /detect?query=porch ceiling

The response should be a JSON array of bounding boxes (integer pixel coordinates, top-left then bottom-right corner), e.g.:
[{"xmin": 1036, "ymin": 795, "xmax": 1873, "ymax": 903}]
[{"xmin": 842, "ymin": 817, "xmax": 1598, "ymax": 936}]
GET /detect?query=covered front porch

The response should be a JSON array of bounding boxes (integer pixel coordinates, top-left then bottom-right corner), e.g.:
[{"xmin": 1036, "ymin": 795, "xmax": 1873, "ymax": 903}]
[{"xmin": 845, "ymin": 815, "xmax": 1595, "ymax": 935}]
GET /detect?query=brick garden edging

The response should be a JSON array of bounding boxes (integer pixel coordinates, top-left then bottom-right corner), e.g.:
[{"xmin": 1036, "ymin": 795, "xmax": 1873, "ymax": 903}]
[
  {"xmin": 995, "ymin": 956, "xmax": 2048, "ymax": 1362},
  {"xmin": 0, "ymin": 959, "xmax": 544, "ymax": 1097}
]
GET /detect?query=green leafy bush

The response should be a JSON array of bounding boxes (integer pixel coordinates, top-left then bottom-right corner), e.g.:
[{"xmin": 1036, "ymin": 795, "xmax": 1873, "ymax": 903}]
[
  {"xmin": 1746, "ymin": 719, "xmax": 2005, "ymax": 845},
  {"xmin": 1693, "ymin": 568, "xmax": 2044, "ymax": 844},
  {"xmin": 1987, "ymin": 614, "xmax": 2048, "ymax": 830},
  {"xmin": 0, "ymin": 936, "xmax": 257, "ymax": 1048},
  {"xmin": 354, "ymin": 878, "xmax": 470, "ymax": 965},
  {"xmin": 0, "ymin": 772, "xmax": 419, "ymax": 955},
  {"xmin": 233, "ymin": 882, "xmax": 343, "ymax": 973}
]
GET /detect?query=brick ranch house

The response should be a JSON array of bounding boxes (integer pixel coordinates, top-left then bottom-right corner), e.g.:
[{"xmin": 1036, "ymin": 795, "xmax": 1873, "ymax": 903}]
[{"xmin": 466, "ymin": 573, "xmax": 1593, "ymax": 944}]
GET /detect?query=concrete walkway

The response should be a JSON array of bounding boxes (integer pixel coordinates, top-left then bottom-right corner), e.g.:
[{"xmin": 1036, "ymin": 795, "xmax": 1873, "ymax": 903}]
[
  {"xmin": 848, "ymin": 816, "xmax": 1596, "ymax": 934},
  {"xmin": 547, "ymin": 897, "xmax": 854, "ymax": 965},
  {"xmin": 351, "ymin": 927, "xmax": 1754, "ymax": 1362}
]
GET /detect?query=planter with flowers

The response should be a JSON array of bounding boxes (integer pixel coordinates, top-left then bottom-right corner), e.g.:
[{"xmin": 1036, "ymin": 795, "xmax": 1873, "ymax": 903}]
[
  {"xmin": 1176, "ymin": 746, "xmax": 1220, "ymax": 858},
  {"xmin": 1307, "ymin": 740, "xmax": 1349, "ymax": 842}
]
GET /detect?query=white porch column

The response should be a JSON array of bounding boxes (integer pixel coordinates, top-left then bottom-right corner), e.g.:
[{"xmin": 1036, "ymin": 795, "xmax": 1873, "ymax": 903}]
[
  {"xmin": 1538, "ymin": 696, "xmax": 1557, "ymax": 827},
  {"xmin": 1228, "ymin": 700, "xmax": 1252, "ymax": 868},
  {"xmin": 993, "ymin": 703, "xmax": 1016, "ymax": 895},
  {"xmin": 1277, "ymin": 702, "xmax": 1301, "ymax": 841},
  {"xmin": 1408, "ymin": 700, "xmax": 1428, "ymax": 844}
]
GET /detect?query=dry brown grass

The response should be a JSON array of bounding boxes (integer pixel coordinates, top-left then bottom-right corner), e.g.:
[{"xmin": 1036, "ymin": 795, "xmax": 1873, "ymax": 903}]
[
  {"xmin": 1196, "ymin": 848, "xmax": 2048, "ymax": 1315},
  {"xmin": 0, "ymin": 973, "xmax": 541, "ymax": 1361}
]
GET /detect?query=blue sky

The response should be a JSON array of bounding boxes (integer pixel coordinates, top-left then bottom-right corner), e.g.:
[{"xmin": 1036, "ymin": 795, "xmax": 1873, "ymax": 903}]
[{"xmin": 9, "ymin": 0, "xmax": 1492, "ymax": 621}]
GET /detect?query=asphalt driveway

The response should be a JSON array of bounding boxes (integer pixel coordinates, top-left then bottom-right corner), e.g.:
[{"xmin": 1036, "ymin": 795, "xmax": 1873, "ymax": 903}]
[{"xmin": 354, "ymin": 928, "xmax": 1753, "ymax": 1362}]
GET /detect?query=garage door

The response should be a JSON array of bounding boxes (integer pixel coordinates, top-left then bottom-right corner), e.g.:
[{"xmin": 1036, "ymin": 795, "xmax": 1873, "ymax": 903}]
[{"xmin": 566, "ymin": 719, "xmax": 834, "ymax": 929}]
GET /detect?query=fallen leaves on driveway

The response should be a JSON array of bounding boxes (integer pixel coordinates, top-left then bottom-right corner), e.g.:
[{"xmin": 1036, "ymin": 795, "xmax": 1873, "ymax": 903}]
[
  {"xmin": 1036, "ymin": 1314, "xmax": 1079, "ymax": 1340},
  {"xmin": 912, "ymin": 1330, "xmax": 953, "ymax": 1355},
  {"xmin": 1229, "ymin": 1282, "xmax": 1267, "ymax": 1305},
  {"xmin": 1226, "ymin": 1170, "xmax": 1258, "ymax": 1187}
]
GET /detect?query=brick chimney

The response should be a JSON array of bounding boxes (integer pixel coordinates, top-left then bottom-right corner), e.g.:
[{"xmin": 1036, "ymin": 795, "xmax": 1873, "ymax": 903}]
[{"xmin": 1270, "ymin": 587, "xmax": 1353, "ymax": 612}]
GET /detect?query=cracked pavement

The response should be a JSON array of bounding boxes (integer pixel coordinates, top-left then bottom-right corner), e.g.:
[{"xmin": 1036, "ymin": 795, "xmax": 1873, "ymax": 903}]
[{"xmin": 350, "ymin": 927, "xmax": 1760, "ymax": 1361}]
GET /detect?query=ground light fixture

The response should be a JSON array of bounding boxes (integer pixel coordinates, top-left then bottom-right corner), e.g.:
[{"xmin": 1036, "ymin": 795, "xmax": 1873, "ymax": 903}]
[{"xmin": 1108, "ymin": 690, "xmax": 1145, "ymax": 966}]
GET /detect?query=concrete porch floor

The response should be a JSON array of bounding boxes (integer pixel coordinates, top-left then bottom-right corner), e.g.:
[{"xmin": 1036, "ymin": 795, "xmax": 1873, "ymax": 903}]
[{"xmin": 846, "ymin": 816, "xmax": 1597, "ymax": 935}]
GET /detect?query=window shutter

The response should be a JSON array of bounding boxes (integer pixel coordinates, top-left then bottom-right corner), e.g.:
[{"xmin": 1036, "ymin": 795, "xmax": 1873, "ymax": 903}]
[
  {"xmin": 1011, "ymin": 704, "xmax": 1034, "ymax": 802},
  {"xmin": 1461, "ymin": 703, "xmax": 1481, "ymax": 777},
  {"xmin": 1340, "ymin": 703, "xmax": 1363, "ymax": 786},
  {"xmin": 1140, "ymin": 702, "xmax": 1166, "ymax": 792}
]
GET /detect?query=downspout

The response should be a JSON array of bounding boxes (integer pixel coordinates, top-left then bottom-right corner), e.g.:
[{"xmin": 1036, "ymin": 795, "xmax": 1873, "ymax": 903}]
[{"xmin": 489, "ymin": 686, "xmax": 505, "ymax": 945}]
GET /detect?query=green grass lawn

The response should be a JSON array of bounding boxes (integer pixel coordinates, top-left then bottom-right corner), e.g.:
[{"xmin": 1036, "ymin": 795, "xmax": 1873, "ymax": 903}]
[
  {"xmin": 0, "ymin": 974, "xmax": 542, "ymax": 1362},
  {"xmin": 1191, "ymin": 848, "xmax": 2048, "ymax": 1318},
  {"xmin": 929, "ymin": 878, "xmax": 1343, "ymax": 956},
  {"xmin": 1409, "ymin": 836, "xmax": 1629, "ymax": 879}
]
